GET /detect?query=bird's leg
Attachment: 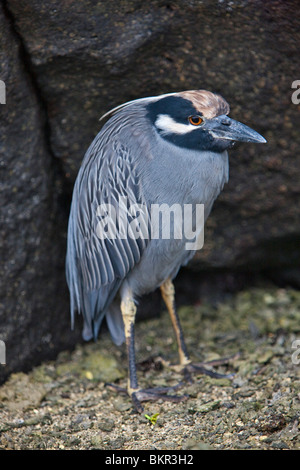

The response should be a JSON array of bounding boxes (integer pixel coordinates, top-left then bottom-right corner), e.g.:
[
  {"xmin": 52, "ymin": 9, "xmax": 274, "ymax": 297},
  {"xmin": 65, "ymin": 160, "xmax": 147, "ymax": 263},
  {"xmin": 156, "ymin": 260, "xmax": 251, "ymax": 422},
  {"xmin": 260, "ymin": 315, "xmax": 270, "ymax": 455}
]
[
  {"xmin": 160, "ymin": 278, "xmax": 235, "ymax": 382},
  {"xmin": 120, "ymin": 295, "xmax": 140, "ymax": 397},
  {"xmin": 107, "ymin": 290, "xmax": 188, "ymax": 412},
  {"xmin": 160, "ymin": 278, "xmax": 191, "ymax": 367}
]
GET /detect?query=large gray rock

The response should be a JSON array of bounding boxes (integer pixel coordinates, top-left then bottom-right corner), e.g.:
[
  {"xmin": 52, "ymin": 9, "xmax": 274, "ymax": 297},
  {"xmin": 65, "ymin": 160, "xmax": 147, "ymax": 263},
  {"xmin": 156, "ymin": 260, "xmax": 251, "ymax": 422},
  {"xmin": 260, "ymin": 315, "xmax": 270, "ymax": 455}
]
[
  {"xmin": 7, "ymin": 0, "xmax": 300, "ymax": 269},
  {"xmin": 0, "ymin": 0, "xmax": 299, "ymax": 379},
  {"xmin": 0, "ymin": 4, "xmax": 80, "ymax": 383}
]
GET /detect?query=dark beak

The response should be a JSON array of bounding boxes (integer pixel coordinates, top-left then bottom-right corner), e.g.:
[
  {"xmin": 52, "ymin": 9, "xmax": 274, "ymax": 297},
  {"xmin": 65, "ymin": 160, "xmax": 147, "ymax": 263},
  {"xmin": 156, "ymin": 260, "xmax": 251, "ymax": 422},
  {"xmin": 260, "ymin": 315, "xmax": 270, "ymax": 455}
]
[{"xmin": 207, "ymin": 114, "xmax": 267, "ymax": 144}]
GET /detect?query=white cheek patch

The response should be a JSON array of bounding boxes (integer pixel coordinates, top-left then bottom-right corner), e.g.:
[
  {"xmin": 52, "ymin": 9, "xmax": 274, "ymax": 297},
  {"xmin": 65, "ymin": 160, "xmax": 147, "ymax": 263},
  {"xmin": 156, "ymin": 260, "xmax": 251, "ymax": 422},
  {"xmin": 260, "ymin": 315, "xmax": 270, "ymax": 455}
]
[{"xmin": 155, "ymin": 114, "xmax": 196, "ymax": 135}]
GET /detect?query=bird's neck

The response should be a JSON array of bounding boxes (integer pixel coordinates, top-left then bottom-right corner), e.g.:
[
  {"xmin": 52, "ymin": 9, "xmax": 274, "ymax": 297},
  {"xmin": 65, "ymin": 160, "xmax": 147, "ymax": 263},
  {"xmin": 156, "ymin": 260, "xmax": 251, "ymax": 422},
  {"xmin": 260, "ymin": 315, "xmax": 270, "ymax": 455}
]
[{"xmin": 142, "ymin": 148, "xmax": 229, "ymax": 207}]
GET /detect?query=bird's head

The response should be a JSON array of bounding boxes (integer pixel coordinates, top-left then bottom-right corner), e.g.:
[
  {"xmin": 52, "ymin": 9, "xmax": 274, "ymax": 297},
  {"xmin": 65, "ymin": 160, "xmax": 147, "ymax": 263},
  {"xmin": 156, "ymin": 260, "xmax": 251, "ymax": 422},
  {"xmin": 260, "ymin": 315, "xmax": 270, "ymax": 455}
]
[
  {"xmin": 100, "ymin": 90, "xmax": 266, "ymax": 153},
  {"xmin": 145, "ymin": 90, "xmax": 266, "ymax": 152}
]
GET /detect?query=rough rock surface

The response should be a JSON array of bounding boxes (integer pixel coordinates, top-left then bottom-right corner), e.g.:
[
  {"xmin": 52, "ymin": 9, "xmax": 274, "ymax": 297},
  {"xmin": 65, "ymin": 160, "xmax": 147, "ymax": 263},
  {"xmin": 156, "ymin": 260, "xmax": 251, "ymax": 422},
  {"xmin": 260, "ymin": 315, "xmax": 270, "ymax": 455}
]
[
  {"xmin": 0, "ymin": 0, "xmax": 299, "ymax": 378},
  {"xmin": 6, "ymin": 0, "xmax": 300, "ymax": 269},
  {"xmin": 0, "ymin": 3, "xmax": 81, "ymax": 384}
]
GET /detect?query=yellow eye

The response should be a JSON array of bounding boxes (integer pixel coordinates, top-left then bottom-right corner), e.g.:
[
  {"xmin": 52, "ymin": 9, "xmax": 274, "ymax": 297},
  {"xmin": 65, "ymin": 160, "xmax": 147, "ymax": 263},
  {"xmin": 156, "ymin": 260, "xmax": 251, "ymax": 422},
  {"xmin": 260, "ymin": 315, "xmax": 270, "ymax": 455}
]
[{"xmin": 188, "ymin": 115, "xmax": 204, "ymax": 126}]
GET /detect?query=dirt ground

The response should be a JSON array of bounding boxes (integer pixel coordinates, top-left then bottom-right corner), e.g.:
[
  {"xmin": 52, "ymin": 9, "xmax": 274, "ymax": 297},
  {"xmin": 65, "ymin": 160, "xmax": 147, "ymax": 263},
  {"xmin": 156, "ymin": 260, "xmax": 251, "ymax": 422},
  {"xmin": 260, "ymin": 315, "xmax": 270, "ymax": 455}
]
[{"xmin": 0, "ymin": 285, "xmax": 299, "ymax": 450}]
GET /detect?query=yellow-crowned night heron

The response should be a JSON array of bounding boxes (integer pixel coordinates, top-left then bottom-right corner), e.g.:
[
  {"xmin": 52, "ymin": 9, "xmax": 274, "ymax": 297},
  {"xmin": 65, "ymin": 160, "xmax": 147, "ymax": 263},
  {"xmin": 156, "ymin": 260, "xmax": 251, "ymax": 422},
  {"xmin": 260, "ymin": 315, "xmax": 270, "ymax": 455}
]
[{"xmin": 66, "ymin": 90, "xmax": 266, "ymax": 411}]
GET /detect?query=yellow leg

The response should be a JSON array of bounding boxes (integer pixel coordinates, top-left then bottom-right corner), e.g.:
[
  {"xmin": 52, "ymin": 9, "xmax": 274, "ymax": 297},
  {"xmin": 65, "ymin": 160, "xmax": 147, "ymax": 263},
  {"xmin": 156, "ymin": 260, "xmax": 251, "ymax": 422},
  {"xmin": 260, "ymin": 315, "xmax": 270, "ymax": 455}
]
[
  {"xmin": 107, "ymin": 281, "xmax": 232, "ymax": 412},
  {"xmin": 117, "ymin": 288, "xmax": 188, "ymax": 411},
  {"xmin": 160, "ymin": 278, "xmax": 191, "ymax": 366},
  {"xmin": 120, "ymin": 295, "xmax": 139, "ymax": 396}
]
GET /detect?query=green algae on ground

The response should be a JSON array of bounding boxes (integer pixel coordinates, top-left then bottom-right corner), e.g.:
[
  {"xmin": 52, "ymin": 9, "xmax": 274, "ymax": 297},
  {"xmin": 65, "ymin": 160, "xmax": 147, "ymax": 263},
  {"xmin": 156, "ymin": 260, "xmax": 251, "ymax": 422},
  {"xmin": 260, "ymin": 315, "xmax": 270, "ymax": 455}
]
[
  {"xmin": 0, "ymin": 286, "xmax": 299, "ymax": 449},
  {"xmin": 55, "ymin": 344, "xmax": 125, "ymax": 383}
]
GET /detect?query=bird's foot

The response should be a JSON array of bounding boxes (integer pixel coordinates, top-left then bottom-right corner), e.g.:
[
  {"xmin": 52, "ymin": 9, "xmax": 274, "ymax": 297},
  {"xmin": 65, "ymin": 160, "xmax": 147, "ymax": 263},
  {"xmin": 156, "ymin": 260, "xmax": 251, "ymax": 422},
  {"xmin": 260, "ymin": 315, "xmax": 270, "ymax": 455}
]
[
  {"xmin": 106, "ymin": 353, "xmax": 238, "ymax": 412},
  {"xmin": 105, "ymin": 382, "xmax": 188, "ymax": 413},
  {"xmin": 181, "ymin": 352, "xmax": 239, "ymax": 383},
  {"xmin": 161, "ymin": 352, "xmax": 239, "ymax": 383}
]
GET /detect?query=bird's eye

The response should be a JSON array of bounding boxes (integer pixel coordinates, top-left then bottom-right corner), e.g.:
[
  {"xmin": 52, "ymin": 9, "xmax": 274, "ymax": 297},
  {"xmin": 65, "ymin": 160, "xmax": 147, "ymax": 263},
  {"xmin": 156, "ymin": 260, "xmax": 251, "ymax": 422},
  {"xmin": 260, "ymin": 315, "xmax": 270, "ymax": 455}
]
[{"xmin": 188, "ymin": 115, "xmax": 204, "ymax": 126}]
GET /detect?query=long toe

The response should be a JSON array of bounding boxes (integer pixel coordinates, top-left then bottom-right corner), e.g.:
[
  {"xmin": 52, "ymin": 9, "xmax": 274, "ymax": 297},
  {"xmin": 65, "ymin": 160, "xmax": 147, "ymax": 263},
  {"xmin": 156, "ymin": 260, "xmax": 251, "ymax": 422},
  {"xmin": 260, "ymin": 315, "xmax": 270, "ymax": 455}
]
[
  {"xmin": 184, "ymin": 363, "xmax": 234, "ymax": 380},
  {"xmin": 133, "ymin": 386, "xmax": 188, "ymax": 413},
  {"xmin": 105, "ymin": 382, "xmax": 188, "ymax": 413},
  {"xmin": 182, "ymin": 352, "xmax": 239, "ymax": 383}
]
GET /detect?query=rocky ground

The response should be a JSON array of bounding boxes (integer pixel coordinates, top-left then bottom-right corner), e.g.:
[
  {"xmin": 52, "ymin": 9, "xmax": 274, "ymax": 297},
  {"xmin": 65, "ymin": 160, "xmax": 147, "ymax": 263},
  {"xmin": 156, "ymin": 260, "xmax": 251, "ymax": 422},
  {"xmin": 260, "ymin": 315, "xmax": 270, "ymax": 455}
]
[{"xmin": 0, "ymin": 285, "xmax": 299, "ymax": 450}]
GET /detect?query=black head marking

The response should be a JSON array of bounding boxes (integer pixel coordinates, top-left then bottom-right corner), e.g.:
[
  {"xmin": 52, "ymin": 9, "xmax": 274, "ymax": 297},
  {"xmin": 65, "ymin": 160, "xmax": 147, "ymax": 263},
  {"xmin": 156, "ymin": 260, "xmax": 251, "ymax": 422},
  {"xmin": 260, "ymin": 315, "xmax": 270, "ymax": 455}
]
[
  {"xmin": 162, "ymin": 127, "xmax": 232, "ymax": 152},
  {"xmin": 146, "ymin": 95, "xmax": 231, "ymax": 153},
  {"xmin": 147, "ymin": 95, "xmax": 198, "ymax": 125}
]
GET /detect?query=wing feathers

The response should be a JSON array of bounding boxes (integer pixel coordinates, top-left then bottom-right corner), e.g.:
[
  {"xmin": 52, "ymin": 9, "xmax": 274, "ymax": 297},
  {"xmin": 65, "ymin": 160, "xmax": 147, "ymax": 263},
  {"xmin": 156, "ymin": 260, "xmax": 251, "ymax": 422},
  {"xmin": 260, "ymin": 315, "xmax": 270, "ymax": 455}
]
[{"xmin": 66, "ymin": 119, "xmax": 149, "ymax": 341}]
